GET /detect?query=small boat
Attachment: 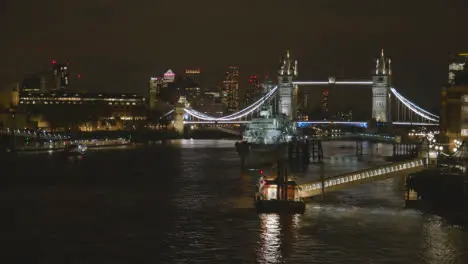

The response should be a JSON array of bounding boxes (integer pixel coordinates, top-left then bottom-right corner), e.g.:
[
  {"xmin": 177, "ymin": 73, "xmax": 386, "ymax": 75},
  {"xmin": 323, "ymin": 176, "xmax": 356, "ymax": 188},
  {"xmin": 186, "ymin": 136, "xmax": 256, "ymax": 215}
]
[
  {"xmin": 255, "ymin": 174, "xmax": 306, "ymax": 214},
  {"xmin": 64, "ymin": 143, "xmax": 87, "ymax": 155}
]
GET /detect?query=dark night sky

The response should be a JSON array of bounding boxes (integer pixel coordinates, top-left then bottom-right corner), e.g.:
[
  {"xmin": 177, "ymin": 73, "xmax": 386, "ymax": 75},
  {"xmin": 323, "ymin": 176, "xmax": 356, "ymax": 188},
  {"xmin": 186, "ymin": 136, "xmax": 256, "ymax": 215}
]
[{"xmin": 1, "ymin": 0, "xmax": 467, "ymax": 112}]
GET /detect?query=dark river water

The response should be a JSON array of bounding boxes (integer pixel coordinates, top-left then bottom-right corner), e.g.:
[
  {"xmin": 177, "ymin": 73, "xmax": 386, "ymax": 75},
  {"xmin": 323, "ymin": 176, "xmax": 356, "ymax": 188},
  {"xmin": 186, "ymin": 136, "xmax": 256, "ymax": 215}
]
[{"xmin": 2, "ymin": 139, "xmax": 468, "ymax": 263}]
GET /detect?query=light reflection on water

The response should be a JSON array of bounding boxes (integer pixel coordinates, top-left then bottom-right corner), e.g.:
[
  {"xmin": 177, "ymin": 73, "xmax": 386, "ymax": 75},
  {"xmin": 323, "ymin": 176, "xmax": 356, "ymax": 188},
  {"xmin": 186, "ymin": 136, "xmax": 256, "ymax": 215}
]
[
  {"xmin": 259, "ymin": 214, "xmax": 283, "ymax": 263},
  {"xmin": 2, "ymin": 139, "xmax": 468, "ymax": 263}
]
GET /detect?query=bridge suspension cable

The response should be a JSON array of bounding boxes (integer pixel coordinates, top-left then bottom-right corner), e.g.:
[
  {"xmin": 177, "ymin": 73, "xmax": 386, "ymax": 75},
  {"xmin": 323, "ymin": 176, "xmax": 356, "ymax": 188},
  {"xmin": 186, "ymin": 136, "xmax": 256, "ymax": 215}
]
[
  {"xmin": 160, "ymin": 109, "xmax": 174, "ymax": 119},
  {"xmin": 391, "ymin": 88, "xmax": 439, "ymax": 119},
  {"xmin": 184, "ymin": 86, "xmax": 279, "ymax": 121},
  {"xmin": 390, "ymin": 88, "xmax": 439, "ymax": 122}
]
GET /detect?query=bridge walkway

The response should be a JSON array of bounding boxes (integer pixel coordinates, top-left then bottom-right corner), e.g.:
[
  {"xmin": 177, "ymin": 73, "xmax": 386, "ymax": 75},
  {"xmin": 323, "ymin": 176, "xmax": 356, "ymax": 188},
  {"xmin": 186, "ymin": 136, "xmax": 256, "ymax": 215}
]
[
  {"xmin": 298, "ymin": 158, "xmax": 425, "ymax": 198},
  {"xmin": 311, "ymin": 133, "xmax": 400, "ymax": 143}
]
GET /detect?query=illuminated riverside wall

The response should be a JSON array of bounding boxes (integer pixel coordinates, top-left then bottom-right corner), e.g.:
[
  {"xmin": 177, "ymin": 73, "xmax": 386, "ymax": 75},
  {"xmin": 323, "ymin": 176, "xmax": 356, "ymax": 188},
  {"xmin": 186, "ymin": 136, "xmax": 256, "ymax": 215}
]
[{"xmin": 18, "ymin": 92, "xmax": 147, "ymax": 131}]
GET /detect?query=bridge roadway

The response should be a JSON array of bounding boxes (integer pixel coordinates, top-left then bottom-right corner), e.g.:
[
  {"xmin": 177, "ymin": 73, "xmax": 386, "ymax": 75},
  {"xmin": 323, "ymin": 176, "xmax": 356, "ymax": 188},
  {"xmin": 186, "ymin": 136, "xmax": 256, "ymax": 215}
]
[
  {"xmin": 184, "ymin": 120, "xmax": 439, "ymax": 127},
  {"xmin": 298, "ymin": 158, "xmax": 426, "ymax": 198}
]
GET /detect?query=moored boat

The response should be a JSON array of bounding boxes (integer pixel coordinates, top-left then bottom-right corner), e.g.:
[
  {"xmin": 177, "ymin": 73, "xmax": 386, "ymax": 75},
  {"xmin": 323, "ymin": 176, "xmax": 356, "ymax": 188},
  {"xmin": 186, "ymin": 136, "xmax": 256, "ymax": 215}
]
[
  {"xmin": 236, "ymin": 103, "xmax": 297, "ymax": 167},
  {"xmin": 255, "ymin": 173, "xmax": 305, "ymax": 214},
  {"xmin": 64, "ymin": 143, "xmax": 87, "ymax": 155}
]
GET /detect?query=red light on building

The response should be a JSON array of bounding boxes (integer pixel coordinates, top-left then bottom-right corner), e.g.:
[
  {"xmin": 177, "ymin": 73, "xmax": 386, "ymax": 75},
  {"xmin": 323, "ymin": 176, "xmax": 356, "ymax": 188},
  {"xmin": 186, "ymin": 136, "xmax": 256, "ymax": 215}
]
[
  {"xmin": 52, "ymin": 59, "xmax": 56, "ymax": 64},
  {"xmin": 77, "ymin": 74, "xmax": 82, "ymax": 79}
]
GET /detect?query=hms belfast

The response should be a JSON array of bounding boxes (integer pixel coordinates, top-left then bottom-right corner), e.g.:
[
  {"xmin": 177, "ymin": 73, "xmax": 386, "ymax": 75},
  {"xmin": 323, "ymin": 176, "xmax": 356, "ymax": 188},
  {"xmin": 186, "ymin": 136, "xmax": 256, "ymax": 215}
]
[{"xmin": 236, "ymin": 51, "xmax": 299, "ymax": 167}]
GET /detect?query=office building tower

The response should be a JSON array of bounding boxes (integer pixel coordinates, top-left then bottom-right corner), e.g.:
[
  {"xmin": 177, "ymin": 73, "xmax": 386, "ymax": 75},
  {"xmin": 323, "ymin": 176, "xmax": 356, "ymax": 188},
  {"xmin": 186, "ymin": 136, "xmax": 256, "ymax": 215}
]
[
  {"xmin": 222, "ymin": 66, "xmax": 239, "ymax": 113},
  {"xmin": 184, "ymin": 87, "xmax": 201, "ymax": 106},
  {"xmin": 245, "ymin": 75, "xmax": 261, "ymax": 106},
  {"xmin": 199, "ymin": 87, "xmax": 223, "ymax": 117},
  {"xmin": 184, "ymin": 69, "xmax": 201, "ymax": 86},
  {"xmin": 320, "ymin": 89, "xmax": 329, "ymax": 119},
  {"xmin": 52, "ymin": 60, "xmax": 70, "ymax": 90},
  {"xmin": 182, "ymin": 69, "xmax": 201, "ymax": 106},
  {"xmin": 163, "ymin": 69, "xmax": 176, "ymax": 83},
  {"xmin": 149, "ymin": 77, "xmax": 163, "ymax": 110}
]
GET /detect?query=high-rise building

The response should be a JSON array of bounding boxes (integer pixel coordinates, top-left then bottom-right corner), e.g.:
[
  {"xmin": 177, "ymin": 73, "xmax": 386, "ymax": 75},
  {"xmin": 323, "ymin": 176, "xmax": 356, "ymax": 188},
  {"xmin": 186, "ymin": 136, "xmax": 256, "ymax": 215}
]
[
  {"xmin": 245, "ymin": 75, "xmax": 261, "ymax": 106},
  {"xmin": 184, "ymin": 69, "xmax": 201, "ymax": 86},
  {"xmin": 198, "ymin": 87, "xmax": 223, "ymax": 117},
  {"xmin": 261, "ymin": 74, "xmax": 276, "ymax": 113},
  {"xmin": 149, "ymin": 77, "xmax": 163, "ymax": 110},
  {"xmin": 448, "ymin": 53, "xmax": 468, "ymax": 85},
  {"xmin": 21, "ymin": 74, "xmax": 42, "ymax": 93},
  {"xmin": 52, "ymin": 60, "xmax": 70, "ymax": 90},
  {"xmin": 163, "ymin": 69, "xmax": 176, "ymax": 83},
  {"xmin": 182, "ymin": 69, "xmax": 201, "ymax": 106},
  {"xmin": 222, "ymin": 66, "xmax": 239, "ymax": 113},
  {"xmin": 320, "ymin": 89, "xmax": 329, "ymax": 119},
  {"xmin": 184, "ymin": 87, "xmax": 201, "ymax": 106}
]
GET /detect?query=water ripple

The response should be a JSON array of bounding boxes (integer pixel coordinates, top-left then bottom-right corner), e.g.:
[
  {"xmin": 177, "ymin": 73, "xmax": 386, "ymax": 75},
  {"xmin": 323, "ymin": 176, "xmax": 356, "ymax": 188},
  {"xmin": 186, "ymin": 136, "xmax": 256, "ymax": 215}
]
[{"xmin": 2, "ymin": 140, "xmax": 468, "ymax": 263}]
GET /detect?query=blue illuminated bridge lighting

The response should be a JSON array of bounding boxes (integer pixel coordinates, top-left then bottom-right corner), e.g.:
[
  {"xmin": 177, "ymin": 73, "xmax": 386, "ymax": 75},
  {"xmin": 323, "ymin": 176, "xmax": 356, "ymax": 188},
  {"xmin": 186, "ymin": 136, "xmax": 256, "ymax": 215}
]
[{"xmin": 297, "ymin": 121, "xmax": 368, "ymax": 128}]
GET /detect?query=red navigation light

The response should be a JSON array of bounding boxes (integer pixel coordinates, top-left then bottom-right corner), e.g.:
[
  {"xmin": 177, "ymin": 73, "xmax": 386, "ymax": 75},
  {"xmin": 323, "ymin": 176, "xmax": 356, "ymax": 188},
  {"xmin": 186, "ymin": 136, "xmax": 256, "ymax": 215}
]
[
  {"xmin": 259, "ymin": 169, "xmax": 264, "ymax": 175},
  {"xmin": 77, "ymin": 74, "xmax": 82, "ymax": 79},
  {"xmin": 52, "ymin": 59, "xmax": 56, "ymax": 64}
]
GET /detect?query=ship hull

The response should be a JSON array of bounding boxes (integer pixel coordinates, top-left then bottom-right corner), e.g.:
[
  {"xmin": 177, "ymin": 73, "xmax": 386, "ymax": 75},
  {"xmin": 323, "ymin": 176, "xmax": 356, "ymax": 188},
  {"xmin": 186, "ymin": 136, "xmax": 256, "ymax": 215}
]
[
  {"xmin": 255, "ymin": 200, "xmax": 306, "ymax": 214},
  {"xmin": 239, "ymin": 143, "xmax": 288, "ymax": 168}
]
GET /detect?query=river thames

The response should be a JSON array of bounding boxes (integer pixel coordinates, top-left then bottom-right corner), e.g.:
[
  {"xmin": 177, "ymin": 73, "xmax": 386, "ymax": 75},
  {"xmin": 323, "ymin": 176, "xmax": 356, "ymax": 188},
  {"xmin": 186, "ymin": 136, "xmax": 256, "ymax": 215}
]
[{"xmin": 2, "ymin": 139, "xmax": 468, "ymax": 263}]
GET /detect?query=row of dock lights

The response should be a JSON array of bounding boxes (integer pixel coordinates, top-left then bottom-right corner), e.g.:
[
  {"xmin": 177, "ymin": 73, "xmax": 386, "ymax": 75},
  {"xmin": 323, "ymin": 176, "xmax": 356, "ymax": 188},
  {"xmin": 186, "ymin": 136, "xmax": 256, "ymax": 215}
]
[
  {"xmin": 330, "ymin": 129, "xmax": 344, "ymax": 136},
  {"xmin": 427, "ymin": 134, "xmax": 444, "ymax": 152},
  {"xmin": 453, "ymin": 140, "xmax": 463, "ymax": 152}
]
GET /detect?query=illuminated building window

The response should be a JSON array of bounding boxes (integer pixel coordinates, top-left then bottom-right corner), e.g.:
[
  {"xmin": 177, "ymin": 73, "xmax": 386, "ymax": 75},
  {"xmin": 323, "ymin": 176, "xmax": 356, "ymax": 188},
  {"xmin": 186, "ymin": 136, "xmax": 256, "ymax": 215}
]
[{"xmin": 462, "ymin": 129, "xmax": 468, "ymax": 136}]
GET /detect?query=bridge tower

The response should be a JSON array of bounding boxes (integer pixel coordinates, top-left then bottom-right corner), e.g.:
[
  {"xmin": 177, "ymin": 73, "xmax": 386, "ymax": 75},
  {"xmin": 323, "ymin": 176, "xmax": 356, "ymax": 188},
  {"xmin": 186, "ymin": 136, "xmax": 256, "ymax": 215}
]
[
  {"xmin": 277, "ymin": 50, "xmax": 298, "ymax": 120},
  {"xmin": 372, "ymin": 49, "xmax": 392, "ymax": 122},
  {"xmin": 173, "ymin": 96, "xmax": 187, "ymax": 134}
]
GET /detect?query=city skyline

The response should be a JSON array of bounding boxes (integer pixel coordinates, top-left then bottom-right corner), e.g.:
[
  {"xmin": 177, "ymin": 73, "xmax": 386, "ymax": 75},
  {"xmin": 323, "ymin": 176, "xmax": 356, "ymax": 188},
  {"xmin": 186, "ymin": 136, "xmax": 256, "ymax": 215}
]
[{"xmin": 1, "ymin": 0, "xmax": 467, "ymax": 112}]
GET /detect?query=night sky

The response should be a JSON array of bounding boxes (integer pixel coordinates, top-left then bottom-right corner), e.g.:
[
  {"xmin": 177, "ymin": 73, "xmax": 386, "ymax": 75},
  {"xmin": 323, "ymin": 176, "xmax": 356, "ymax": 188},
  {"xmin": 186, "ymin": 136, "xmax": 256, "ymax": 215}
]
[{"xmin": 1, "ymin": 0, "xmax": 467, "ymax": 112}]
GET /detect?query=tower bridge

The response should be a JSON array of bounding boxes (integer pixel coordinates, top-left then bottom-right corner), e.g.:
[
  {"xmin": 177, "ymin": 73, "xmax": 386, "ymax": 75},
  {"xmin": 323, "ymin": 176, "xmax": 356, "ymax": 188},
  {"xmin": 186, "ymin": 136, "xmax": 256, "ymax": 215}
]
[{"xmin": 162, "ymin": 49, "xmax": 439, "ymax": 133}]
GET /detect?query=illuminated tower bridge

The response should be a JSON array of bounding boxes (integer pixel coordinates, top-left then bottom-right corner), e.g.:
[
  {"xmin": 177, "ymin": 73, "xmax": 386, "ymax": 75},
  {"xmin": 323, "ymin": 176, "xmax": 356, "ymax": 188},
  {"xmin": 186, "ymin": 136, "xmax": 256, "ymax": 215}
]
[{"xmin": 163, "ymin": 50, "xmax": 439, "ymax": 133}]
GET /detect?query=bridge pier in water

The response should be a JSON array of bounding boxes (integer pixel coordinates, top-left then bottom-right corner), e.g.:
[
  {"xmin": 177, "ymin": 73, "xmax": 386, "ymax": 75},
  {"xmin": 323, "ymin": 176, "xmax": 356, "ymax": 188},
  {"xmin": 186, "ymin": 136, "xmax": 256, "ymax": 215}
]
[
  {"xmin": 356, "ymin": 139, "xmax": 363, "ymax": 156},
  {"xmin": 288, "ymin": 138, "xmax": 323, "ymax": 166},
  {"xmin": 392, "ymin": 143, "xmax": 420, "ymax": 159}
]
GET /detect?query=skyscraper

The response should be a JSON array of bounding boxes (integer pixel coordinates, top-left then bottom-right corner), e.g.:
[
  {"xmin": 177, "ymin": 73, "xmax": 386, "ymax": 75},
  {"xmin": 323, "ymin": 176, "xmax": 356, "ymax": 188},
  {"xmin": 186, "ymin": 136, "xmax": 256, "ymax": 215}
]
[
  {"xmin": 149, "ymin": 77, "xmax": 162, "ymax": 110},
  {"xmin": 183, "ymin": 69, "xmax": 201, "ymax": 106},
  {"xmin": 320, "ymin": 89, "xmax": 329, "ymax": 119},
  {"xmin": 245, "ymin": 75, "xmax": 261, "ymax": 106},
  {"xmin": 51, "ymin": 60, "xmax": 70, "ymax": 90},
  {"xmin": 163, "ymin": 69, "xmax": 176, "ymax": 83},
  {"xmin": 184, "ymin": 69, "xmax": 201, "ymax": 87},
  {"xmin": 222, "ymin": 66, "xmax": 239, "ymax": 113}
]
